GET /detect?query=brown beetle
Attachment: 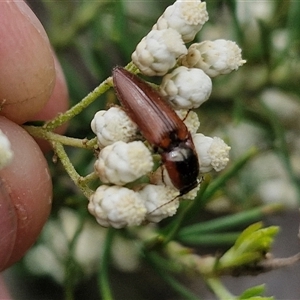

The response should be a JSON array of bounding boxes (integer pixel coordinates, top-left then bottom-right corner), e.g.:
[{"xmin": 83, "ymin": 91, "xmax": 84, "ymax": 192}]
[{"xmin": 112, "ymin": 67, "xmax": 199, "ymax": 195}]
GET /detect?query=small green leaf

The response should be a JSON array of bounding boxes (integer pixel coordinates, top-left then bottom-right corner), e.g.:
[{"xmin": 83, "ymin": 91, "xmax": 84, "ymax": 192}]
[
  {"xmin": 219, "ymin": 251, "xmax": 261, "ymax": 269},
  {"xmin": 238, "ymin": 284, "xmax": 266, "ymax": 299},
  {"xmin": 217, "ymin": 224, "xmax": 279, "ymax": 270},
  {"xmin": 240, "ymin": 297, "xmax": 274, "ymax": 300},
  {"xmin": 234, "ymin": 222, "xmax": 263, "ymax": 249}
]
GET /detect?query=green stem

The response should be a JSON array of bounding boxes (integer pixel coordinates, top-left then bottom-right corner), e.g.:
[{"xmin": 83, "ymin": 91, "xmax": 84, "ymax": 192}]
[
  {"xmin": 176, "ymin": 148, "xmax": 257, "ymax": 225},
  {"xmin": 78, "ymin": 171, "xmax": 99, "ymax": 185},
  {"xmin": 63, "ymin": 213, "xmax": 86, "ymax": 300},
  {"xmin": 145, "ymin": 251, "xmax": 200, "ymax": 300},
  {"xmin": 206, "ymin": 277, "xmax": 235, "ymax": 300},
  {"xmin": 178, "ymin": 232, "xmax": 239, "ymax": 247},
  {"xmin": 178, "ymin": 203, "xmax": 283, "ymax": 237},
  {"xmin": 24, "ymin": 125, "xmax": 97, "ymax": 149},
  {"xmin": 160, "ymin": 181, "xmax": 209, "ymax": 247},
  {"xmin": 201, "ymin": 147, "xmax": 258, "ymax": 204},
  {"xmin": 159, "ymin": 201, "xmax": 197, "ymax": 247},
  {"xmin": 44, "ymin": 76, "xmax": 113, "ymax": 130},
  {"xmin": 99, "ymin": 228, "xmax": 115, "ymax": 300},
  {"xmin": 125, "ymin": 61, "xmax": 139, "ymax": 74},
  {"xmin": 43, "ymin": 61, "xmax": 138, "ymax": 131},
  {"xmin": 158, "ymin": 272, "xmax": 200, "ymax": 300},
  {"xmin": 64, "ymin": 283, "xmax": 74, "ymax": 300},
  {"xmin": 52, "ymin": 141, "xmax": 94, "ymax": 198}
]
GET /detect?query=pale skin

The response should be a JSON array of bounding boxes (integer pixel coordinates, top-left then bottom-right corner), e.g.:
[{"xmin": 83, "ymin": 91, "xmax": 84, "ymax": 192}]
[{"xmin": 0, "ymin": 0, "xmax": 69, "ymax": 296}]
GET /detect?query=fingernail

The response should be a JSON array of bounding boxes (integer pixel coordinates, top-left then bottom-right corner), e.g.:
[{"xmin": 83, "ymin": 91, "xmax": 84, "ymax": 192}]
[
  {"xmin": 0, "ymin": 179, "xmax": 17, "ymax": 271},
  {"xmin": 12, "ymin": 0, "xmax": 49, "ymax": 41}
]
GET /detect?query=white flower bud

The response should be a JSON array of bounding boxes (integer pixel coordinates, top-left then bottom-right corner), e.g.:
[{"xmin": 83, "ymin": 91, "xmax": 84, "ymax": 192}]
[
  {"xmin": 193, "ymin": 133, "xmax": 230, "ymax": 173},
  {"xmin": 132, "ymin": 28, "xmax": 187, "ymax": 76},
  {"xmin": 160, "ymin": 66, "xmax": 212, "ymax": 109},
  {"xmin": 153, "ymin": 0, "xmax": 209, "ymax": 43},
  {"xmin": 180, "ymin": 40, "xmax": 246, "ymax": 77},
  {"xmin": 88, "ymin": 185, "xmax": 147, "ymax": 228},
  {"xmin": 94, "ymin": 141, "xmax": 154, "ymax": 185},
  {"xmin": 91, "ymin": 107, "xmax": 138, "ymax": 148},
  {"xmin": 175, "ymin": 109, "xmax": 200, "ymax": 134},
  {"xmin": 139, "ymin": 184, "xmax": 180, "ymax": 223},
  {"xmin": 0, "ymin": 130, "xmax": 13, "ymax": 170}
]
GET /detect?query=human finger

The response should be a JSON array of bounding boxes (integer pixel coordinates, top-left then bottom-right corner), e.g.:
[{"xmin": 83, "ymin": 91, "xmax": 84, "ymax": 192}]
[
  {"xmin": 32, "ymin": 54, "xmax": 69, "ymax": 152},
  {"xmin": 0, "ymin": 0, "xmax": 55, "ymax": 124},
  {"xmin": 0, "ymin": 117, "xmax": 52, "ymax": 271}
]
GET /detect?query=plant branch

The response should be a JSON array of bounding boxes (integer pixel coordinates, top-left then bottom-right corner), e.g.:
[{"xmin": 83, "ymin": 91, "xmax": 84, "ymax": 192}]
[
  {"xmin": 99, "ymin": 228, "xmax": 115, "ymax": 300},
  {"xmin": 206, "ymin": 277, "xmax": 235, "ymax": 300},
  {"xmin": 42, "ymin": 61, "xmax": 138, "ymax": 132},
  {"xmin": 44, "ymin": 76, "xmax": 113, "ymax": 130},
  {"xmin": 24, "ymin": 125, "xmax": 97, "ymax": 149},
  {"xmin": 52, "ymin": 141, "xmax": 94, "ymax": 198}
]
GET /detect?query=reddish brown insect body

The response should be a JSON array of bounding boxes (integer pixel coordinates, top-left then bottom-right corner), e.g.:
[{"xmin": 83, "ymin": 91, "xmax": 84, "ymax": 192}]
[{"xmin": 112, "ymin": 67, "xmax": 199, "ymax": 195}]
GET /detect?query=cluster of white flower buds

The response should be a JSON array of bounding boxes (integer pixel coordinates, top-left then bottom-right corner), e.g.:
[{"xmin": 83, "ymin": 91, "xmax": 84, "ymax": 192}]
[{"xmin": 89, "ymin": 0, "xmax": 244, "ymax": 228}]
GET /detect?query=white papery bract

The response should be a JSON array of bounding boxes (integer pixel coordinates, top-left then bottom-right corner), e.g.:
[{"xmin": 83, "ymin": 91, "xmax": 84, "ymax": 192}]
[
  {"xmin": 193, "ymin": 133, "xmax": 230, "ymax": 173},
  {"xmin": 88, "ymin": 185, "xmax": 147, "ymax": 228},
  {"xmin": 180, "ymin": 40, "xmax": 246, "ymax": 77},
  {"xmin": 132, "ymin": 28, "xmax": 187, "ymax": 76},
  {"xmin": 139, "ymin": 184, "xmax": 180, "ymax": 223},
  {"xmin": 94, "ymin": 141, "xmax": 154, "ymax": 185},
  {"xmin": 153, "ymin": 0, "xmax": 209, "ymax": 43},
  {"xmin": 160, "ymin": 66, "xmax": 212, "ymax": 109},
  {"xmin": 91, "ymin": 107, "xmax": 138, "ymax": 147},
  {"xmin": 0, "ymin": 129, "xmax": 13, "ymax": 170}
]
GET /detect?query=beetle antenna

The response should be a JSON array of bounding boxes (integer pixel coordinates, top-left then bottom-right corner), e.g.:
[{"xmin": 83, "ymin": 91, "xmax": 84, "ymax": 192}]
[
  {"xmin": 182, "ymin": 109, "xmax": 192, "ymax": 122},
  {"xmin": 148, "ymin": 176, "xmax": 203, "ymax": 215},
  {"xmin": 148, "ymin": 193, "xmax": 180, "ymax": 215}
]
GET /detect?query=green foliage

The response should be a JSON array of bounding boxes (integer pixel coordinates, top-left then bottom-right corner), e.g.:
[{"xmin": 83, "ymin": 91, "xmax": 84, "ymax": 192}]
[
  {"xmin": 218, "ymin": 223, "xmax": 279, "ymax": 270},
  {"xmin": 238, "ymin": 284, "xmax": 273, "ymax": 300}
]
